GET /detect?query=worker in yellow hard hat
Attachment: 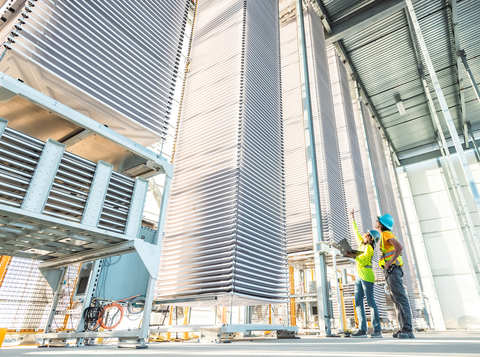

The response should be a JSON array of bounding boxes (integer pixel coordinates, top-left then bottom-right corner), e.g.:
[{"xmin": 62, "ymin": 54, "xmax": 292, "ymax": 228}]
[
  {"xmin": 376, "ymin": 213, "xmax": 414, "ymax": 339},
  {"xmin": 346, "ymin": 209, "xmax": 382, "ymax": 338}
]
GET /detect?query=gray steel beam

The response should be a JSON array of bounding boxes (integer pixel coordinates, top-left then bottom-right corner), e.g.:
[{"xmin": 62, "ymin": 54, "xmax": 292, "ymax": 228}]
[
  {"xmin": 468, "ymin": 124, "xmax": 480, "ymax": 163},
  {"xmin": 0, "ymin": 73, "xmax": 173, "ymax": 178},
  {"xmin": 310, "ymin": 0, "xmax": 333, "ymax": 34},
  {"xmin": 325, "ymin": 0, "xmax": 405, "ymax": 45},
  {"xmin": 406, "ymin": 0, "xmax": 480, "ymax": 273},
  {"xmin": 124, "ymin": 177, "xmax": 149, "ymax": 238},
  {"xmin": 21, "ymin": 139, "xmax": 65, "ymax": 213},
  {"xmin": 447, "ymin": 0, "xmax": 468, "ymax": 147},
  {"xmin": 42, "ymin": 267, "xmax": 67, "ymax": 333},
  {"xmin": 81, "ymin": 160, "xmax": 113, "ymax": 227},
  {"xmin": 335, "ymin": 41, "xmax": 400, "ymax": 166},
  {"xmin": 460, "ymin": 50, "xmax": 480, "ymax": 107},
  {"xmin": 60, "ymin": 129, "xmax": 93, "ymax": 148},
  {"xmin": 405, "ymin": 9, "xmax": 438, "ymax": 136},
  {"xmin": 296, "ymin": 0, "xmax": 331, "ymax": 336},
  {"xmin": 0, "ymin": 117, "xmax": 7, "ymax": 138}
]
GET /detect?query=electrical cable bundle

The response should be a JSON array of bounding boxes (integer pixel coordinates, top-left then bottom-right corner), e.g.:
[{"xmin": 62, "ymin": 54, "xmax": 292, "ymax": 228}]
[
  {"xmin": 83, "ymin": 295, "xmax": 146, "ymax": 331},
  {"xmin": 127, "ymin": 296, "xmax": 146, "ymax": 315},
  {"xmin": 83, "ymin": 306, "xmax": 104, "ymax": 332},
  {"xmin": 99, "ymin": 302, "xmax": 124, "ymax": 330}
]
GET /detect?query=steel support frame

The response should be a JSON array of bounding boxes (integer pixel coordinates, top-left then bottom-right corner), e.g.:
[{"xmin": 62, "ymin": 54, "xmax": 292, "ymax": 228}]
[
  {"xmin": 324, "ymin": 0, "xmax": 405, "ymax": 46},
  {"xmin": 331, "ymin": 250, "xmax": 344, "ymax": 332},
  {"xmin": 405, "ymin": 0, "xmax": 480, "ymax": 292},
  {"xmin": 460, "ymin": 50, "xmax": 480, "ymax": 107},
  {"xmin": 42, "ymin": 267, "xmax": 67, "ymax": 335},
  {"xmin": 0, "ymin": 72, "xmax": 173, "ymax": 178},
  {"xmin": 21, "ymin": 139, "xmax": 65, "ymax": 214},
  {"xmin": 404, "ymin": 9, "xmax": 438, "ymax": 138},
  {"xmin": 74, "ymin": 260, "xmax": 102, "ymax": 339},
  {"xmin": 41, "ymin": 174, "xmax": 173, "ymax": 348},
  {"xmin": 80, "ymin": 161, "xmax": 113, "ymax": 227},
  {"xmin": 124, "ymin": 178, "xmax": 149, "ymax": 238},
  {"xmin": 468, "ymin": 124, "xmax": 480, "ymax": 163},
  {"xmin": 295, "ymin": 0, "xmax": 331, "ymax": 336},
  {"xmin": 447, "ymin": 0, "xmax": 468, "ymax": 146}
]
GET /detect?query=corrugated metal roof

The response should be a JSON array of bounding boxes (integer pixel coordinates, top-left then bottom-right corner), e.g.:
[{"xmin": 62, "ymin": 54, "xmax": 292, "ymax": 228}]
[
  {"xmin": 318, "ymin": 0, "xmax": 480, "ymax": 158},
  {"xmin": 322, "ymin": 0, "xmax": 375, "ymax": 24}
]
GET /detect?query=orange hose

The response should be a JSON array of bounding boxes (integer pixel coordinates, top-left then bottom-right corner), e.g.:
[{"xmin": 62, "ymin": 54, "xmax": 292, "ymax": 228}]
[{"xmin": 99, "ymin": 302, "xmax": 124, "ymax": 330}]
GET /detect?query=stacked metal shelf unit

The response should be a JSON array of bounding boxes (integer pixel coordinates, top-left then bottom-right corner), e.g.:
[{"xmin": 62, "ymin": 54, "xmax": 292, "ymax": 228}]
[
  {"xmin": 281, "ymin": 2, "xmax": 348, "ymax": 257},
  {"xmin": 329, "ymin": 49, "xmax": 373, "ymax": 247},
  {"xmin": 0, "ymin": 0, "xmax": 189, "ymax": 145},
  {"xmin": 155, "ymin": 0, "xmax": 288, "ymax": 308}
]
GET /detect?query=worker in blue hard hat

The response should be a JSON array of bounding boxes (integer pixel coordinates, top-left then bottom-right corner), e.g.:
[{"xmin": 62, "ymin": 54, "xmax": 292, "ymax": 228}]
[
  {"xmin": 376, "ymin": 213, "xmax": 414, "ymax": 339},
  {"xmin": 346, "ymin": 209, "xmax": 382, "ymax": 338}
]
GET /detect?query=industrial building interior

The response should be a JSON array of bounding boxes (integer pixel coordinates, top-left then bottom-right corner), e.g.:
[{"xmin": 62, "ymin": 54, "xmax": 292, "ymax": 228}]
[{"xmin": 0, "ymin": 0, "xmax": 479, "ymax": 356}]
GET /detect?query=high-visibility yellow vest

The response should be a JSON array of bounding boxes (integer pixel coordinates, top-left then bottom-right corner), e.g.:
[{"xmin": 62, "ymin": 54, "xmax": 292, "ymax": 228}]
[{"xmin": 379, "ymin": 231, "xmax": 403, "ymax": 268}]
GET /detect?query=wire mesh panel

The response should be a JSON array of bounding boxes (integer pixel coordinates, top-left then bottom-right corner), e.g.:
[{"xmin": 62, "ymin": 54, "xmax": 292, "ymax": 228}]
[
  {"xmin": 0, "ymin": 257, "xmax": 80, "ymax": 330},
  {"xmin": 155, "ymin": 0, "xmax": 287, "ymax": 306},
  {"xmin": 280, "ymin": 4, "xmax": 348, "ymax": 256},
  {"xmin": 0, "ymin": 0, "xmax": 190, "ymax": 140}
]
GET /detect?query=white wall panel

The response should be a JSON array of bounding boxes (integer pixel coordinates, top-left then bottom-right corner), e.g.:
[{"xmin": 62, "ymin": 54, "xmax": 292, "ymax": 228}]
[{"xmin": 403, "ymin": 155, "xmax": 480, "ymax": 329}]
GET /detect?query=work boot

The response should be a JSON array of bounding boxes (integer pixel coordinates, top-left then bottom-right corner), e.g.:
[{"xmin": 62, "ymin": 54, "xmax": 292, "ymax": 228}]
[
  {"xmin": 351, "ymin": 330, "xmax": 367, "ymax": 338},
  {"xmin": 392, "ymin": 329, "xmax": 401, "ymax": 338},
  {"xmin": 369, "ymin": 331, "xmax": 382, "ymax": 338},
  {"xmin": 398, "ymin": 329, "xmax": 415, "ymax": 339}
]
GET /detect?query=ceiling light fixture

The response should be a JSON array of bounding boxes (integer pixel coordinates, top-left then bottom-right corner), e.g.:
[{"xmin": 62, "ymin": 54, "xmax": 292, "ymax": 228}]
[{"xmin": 396, "ymin": 100, "xmax": 406, "ymax": 115}]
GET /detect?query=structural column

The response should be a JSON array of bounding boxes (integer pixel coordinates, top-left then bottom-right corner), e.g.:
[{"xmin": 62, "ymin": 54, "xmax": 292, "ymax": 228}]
[{"xmin": 295, "ymin": 0, "xmax": 331, "ymax": 336}]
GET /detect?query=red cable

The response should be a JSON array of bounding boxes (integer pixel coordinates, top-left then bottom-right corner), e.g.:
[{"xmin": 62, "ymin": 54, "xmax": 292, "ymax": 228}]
[{"xmin": 98, "ymin": 302, "xmax": 124, "ymax": 330}]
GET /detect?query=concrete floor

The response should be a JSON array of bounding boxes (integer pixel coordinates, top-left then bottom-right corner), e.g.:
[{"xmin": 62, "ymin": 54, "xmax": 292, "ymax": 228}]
[{"xmin": 1, "ymin": 331, "xmax": 479, "ymax": 357}]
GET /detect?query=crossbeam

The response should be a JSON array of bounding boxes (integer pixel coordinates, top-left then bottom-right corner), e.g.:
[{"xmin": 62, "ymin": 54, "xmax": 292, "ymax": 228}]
[{"xmin": 325, "ymin": 0, "xmax": 405, "ymax": 45}]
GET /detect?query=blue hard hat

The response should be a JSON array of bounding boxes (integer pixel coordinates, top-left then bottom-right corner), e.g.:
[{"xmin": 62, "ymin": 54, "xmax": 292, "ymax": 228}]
[
  {"xmin": 369, "ymin": 230, "xmax": 381, "ymax": 244},
  {"xmin": 378, "ymin": 213, "xmax": 394, "ymax": 230}
]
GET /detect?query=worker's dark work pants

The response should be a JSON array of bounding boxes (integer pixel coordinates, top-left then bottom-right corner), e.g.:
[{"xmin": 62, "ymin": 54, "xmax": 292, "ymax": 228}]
[
  {"xmin": 386, "ymin": 266, "xmax": 413, "ymax": 331},
  {"xmin": 354, "ymin": 278, "xmax": 381, "ymax": 332}
]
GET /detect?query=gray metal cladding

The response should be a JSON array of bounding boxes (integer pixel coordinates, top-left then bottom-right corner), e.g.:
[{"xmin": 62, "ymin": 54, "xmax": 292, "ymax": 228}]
[
  {"xmin": 155, "ymin": 0, "xmax": 288, "ymax": 305},
  {"xmin": 1, "ymin": 0, "xmax": 190, "ymax": 138},
  {"xmin": 280, "ymin": 14, "xmax": 313, "ymax": 254},
  {"xmin": 363, "ymin": 107, "xmax": 419, "ymax": 317},
  {"xmin": 329, "ymin": 49, "xmax": 373, "ymax": 248},
  {"xmin": 280, "ymin": 4, "xmax": 349, "ymax": 255},
  {"xmin": 305, "ymin": 6, "xmax": 348, "ymax": 245}
]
